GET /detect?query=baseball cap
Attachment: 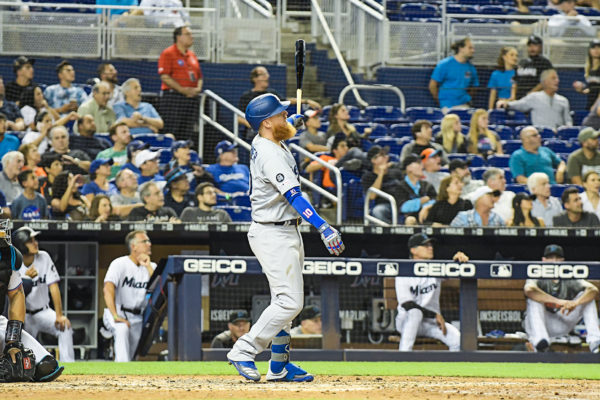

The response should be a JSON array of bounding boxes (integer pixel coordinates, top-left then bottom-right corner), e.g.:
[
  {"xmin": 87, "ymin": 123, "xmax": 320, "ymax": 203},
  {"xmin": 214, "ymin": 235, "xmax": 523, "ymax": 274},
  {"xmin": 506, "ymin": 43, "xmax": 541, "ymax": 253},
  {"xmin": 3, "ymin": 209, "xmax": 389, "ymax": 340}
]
[
  {"xmin": 420, "ymin": 148, "xmax": 441, "ymax": 162},
  {"xmin": 449, "ymin": 159, "xmax": 470, "ymax": 172},
  {"xmin": 527, "ymin": 35, "xmax": 543, "ymax": 45},
  {"xmin": 215, "ymin": 140, "xmax": 237, "ymax": 158},
  {"xmin": 367, "ymin": 145, "xmax": 389, "ymax": 160},
  {"xmin": 164, "ymin": 167, "xmax": 187, "ymax": 186},
  {"xmin": 134, "ymin": 149, "xmax": 159, "ymax": 168},
  {"xmin": 590, "ymin": 39, "xmax": 600, "ymax": 48},
  {"xmin": 402, "ymin": 154, "xmax": 421, "ymax": 170},
  {"xmin": 127, "ymin": 140, "xmax": 150, "ymax": 160},
  {"xmin": 303, "ymin": 109, "xmax": 321, "ymax": 120},
  {"xmin": 13, "ymin": 56, "xmax": 34, "ymax": 73},
  {"xmin": 171, "ymin": 139, "xmax": 193, "ymax": 152},
  {"xmin": 578, "ymin": 127, "xmax": 599, "ymax": 143},
  {"xmin": 407, "ymin": 232, "xmax": 434, "ymax": 249},
  {"xmin": 467, "ymin": 186, "xmax": 494, "ymax": 203},
  {"xmin": 229, "ymin": 310, "xmax": 250, "ymax": 324},
  {"xmin": 543, "ymin": 244, "xmax": 564, "ymax": 258},
  {"xmin": 89, "ymin": 158, "xmax": 114, "ymax": 174},
  {"xmin": 299, "ymin": 305, "xmax": 321, "ymax": 321}
]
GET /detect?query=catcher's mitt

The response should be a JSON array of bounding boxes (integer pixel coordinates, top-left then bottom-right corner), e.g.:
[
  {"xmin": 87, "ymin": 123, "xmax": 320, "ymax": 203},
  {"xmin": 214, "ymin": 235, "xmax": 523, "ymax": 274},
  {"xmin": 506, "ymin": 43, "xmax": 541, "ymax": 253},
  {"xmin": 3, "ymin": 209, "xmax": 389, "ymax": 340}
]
[{"xmin": 0, "ymin": 343, "xmax": 36, "ymax": 382}]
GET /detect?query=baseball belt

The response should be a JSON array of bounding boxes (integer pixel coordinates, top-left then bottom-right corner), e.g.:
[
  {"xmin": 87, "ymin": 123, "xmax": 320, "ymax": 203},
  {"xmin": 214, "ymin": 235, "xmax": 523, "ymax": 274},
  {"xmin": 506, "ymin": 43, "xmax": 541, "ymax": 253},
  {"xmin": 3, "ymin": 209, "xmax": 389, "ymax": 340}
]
[
  {"xmin": 121, "ymin": 306, "xmax": 142, "ymax": 315},
  {"xmin": 26, "ymin": 306, "xmax": 48, "ymax": 315}
]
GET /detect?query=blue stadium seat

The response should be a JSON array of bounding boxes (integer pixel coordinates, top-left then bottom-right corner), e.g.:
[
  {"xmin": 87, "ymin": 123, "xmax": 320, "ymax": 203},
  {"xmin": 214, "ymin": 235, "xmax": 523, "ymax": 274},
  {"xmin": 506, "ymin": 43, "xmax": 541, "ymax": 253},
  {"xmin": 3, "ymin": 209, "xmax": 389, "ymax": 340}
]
[
  {"xmin": 342, "ymin": 170, "xmax": 364, "ymax": 220},
  {"xmin": 449, "ymin": 108, "xmax": 475, "ymax": 123},
  {"xmin": 155, "ymin": 148, "xmax": 172, "ymax": 165},
  {"xmin": 447, "ymin": 153, "xmax": 468, "ymax": 162},
  {"xmin": 490, "ymin": 125, "xmax": 514, "ymax": 140},
  {"xmin": 503, "ymin": 168, "xmax": 513, "ymax": 183},
  {"xmin": 550, "ymin": 184, "xmax": 570, "ymax": 199},
  {"xmin": 318, "ymin": 121, "xmax": 329, "ymax": 132},
  {"xmin": 489, "ymin": 109, "xmax": 528, "ymax": 126},
  {"xmin": 405, "ymin": 107, "xmax": 444, "ymax": 123},
  {"xmin": 321, "ymin": 105, "xmax": 332, "ymax": 117},
  {"xmin": 515, "ymin": 125, "xmax": 555, "ymax": 140},
  {"xmin": 401, "ymin": 3, "xmax": 439, "ymax": 19},
  {"xmin": 506, "ymin": 184, "xmax": 527, "ymax": 193},
  {"xmin": 544, "ymin": 139, "xmax": 575, "ymax": 154},
  {"xmin": 347, "ymin": 105, "xmax": 365, "ymax": 122},
  {"xmin": 577, "ymin": 7, "xmax": 600, "ymax": 16},
  {"xmin": 389, "ymin": 123, "xmax": 414, "ymax": 138},
  {"xmin": 190, "ymin": 150, "xmax": 200, "ymax": 164},
  {"xmin": 374, "ymin": 136, "xmax": 410, "ymax": 155},
  {"xmin": 470, "ymin": 167, "xmax": 488, "ymax": 180},
  {"xmin": 556, "ymin": 126, "xmax": 581, "ymax": 140},
  {"xmin": 133, "ymin": 133, "xmax": 174, "ymax": 148},
  {"xmin": 446, "ymin": 4, "xmax": 478, "ymax": 14},
  {"xmin": 467, "ymin": 154, "xmax": 485, "ymax": 167},
  {"xmin": 367, "ymin": 123, "xmax": 389, "ymax": 139},
  {"xmin": 94, "ymin": 132, "xmax": 112, "ymax": 144},
  {"xmin": 364, "ymin": 106, "xmax": 406, "ymax": 123},
  {"xmin": 214, "ymin": 205, "xmax": 252, "ymax": 222},
  {"xmin": 572, "ymin": 111, "xmax": 588, "ymax": 126},
  {"xmin": 501, "ymin": 140, "xmax": 522, "ymax": 154},
  {"xmin": 231, "ymin": 194, "xmax": 251, "ymax": 207},
  {"xmin": 487, "ymin": 155, "xmax": 510, "ymax": 168},
  {"xmin": 353, "ymin": 123, "xmax": 372, "ymax": 134},
  {"xmin": 464, "ymin": 18, "xmax": 502, "ymax": 24},
  {"xmin": 480, "ymin": 5, "xmax": 516, "ymax": 15}
]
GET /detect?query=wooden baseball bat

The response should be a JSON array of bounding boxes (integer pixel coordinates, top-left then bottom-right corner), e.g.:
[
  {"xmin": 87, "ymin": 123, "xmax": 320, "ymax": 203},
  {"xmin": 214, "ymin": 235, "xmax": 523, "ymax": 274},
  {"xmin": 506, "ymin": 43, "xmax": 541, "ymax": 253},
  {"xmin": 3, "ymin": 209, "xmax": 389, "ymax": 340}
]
[{"xmin": 295, "ymin": 39, "xmax": 305, "ymax": 115}]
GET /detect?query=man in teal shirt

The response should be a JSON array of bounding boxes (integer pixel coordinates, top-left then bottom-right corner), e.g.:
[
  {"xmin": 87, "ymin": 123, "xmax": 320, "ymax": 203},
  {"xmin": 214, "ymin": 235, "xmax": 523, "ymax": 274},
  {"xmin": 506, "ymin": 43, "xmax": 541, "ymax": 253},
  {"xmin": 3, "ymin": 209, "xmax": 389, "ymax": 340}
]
[{"xmin": 509, "ymin": 126, "xmax": 566, "ymax": 184}]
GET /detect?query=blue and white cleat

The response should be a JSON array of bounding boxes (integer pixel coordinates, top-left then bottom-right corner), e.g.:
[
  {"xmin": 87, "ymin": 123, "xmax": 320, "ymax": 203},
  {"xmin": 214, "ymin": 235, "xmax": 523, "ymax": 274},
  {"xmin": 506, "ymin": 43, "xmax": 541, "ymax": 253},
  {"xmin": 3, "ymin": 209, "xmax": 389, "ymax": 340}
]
[
  {"xmin": 266, "ymin": 362, "xmax": 314, "ymax": 382},
  {"xmin": 228, "ymin": 359, "xmax": 261, "ymax": 382}
]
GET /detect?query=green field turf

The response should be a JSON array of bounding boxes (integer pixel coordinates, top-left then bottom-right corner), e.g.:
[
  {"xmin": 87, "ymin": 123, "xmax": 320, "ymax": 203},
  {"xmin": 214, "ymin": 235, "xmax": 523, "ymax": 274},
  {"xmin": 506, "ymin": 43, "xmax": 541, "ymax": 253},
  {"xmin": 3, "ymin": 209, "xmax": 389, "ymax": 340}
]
[{"xmin": 61, "ymin": 362, "xmax": 600, "ymax": 380}]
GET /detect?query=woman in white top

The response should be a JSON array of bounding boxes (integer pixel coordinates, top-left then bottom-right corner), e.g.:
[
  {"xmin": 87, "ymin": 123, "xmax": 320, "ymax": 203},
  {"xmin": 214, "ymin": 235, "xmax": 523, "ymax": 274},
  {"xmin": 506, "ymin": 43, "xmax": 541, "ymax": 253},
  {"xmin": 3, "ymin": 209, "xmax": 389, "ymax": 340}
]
[{"xmin": 580, "ymin": 170, "xmax": 600, "ymax": 219}]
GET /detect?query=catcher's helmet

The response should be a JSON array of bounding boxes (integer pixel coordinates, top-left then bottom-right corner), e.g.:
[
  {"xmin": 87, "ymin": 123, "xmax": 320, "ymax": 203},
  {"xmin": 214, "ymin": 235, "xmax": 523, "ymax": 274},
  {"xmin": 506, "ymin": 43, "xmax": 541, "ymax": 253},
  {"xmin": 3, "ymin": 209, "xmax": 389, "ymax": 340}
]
[
  {"xmin": 12, "ymin": 226, "xmax": 40, "ymax": 255},
  {"xmin": 245, "ymin": 93, "xmax": 290, "ymax": 131}
]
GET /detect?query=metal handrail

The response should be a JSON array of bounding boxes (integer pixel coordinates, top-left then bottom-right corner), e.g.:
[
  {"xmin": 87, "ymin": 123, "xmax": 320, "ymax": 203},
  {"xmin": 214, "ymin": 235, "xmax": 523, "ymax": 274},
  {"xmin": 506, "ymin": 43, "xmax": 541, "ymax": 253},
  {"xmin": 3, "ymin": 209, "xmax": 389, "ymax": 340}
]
[
  {"xmin": 338, "ymin": 84, "xmax": 406, "ymax": 112},
  {"xmin": 361, "ymin": 0, "xmax": 385, "ymax": 13},
  {"xmin": 240, "ymin": 0, "xmax": 273, "ymax": 18},
  {"xmin": 0, "ymin": 1, "xmax": 213, "ymax": 12},
  {"xmin": 349, "ymin": 0, "xmax": 384, "ymax": 20},
  {"xmin": 254, "ymin": 0, "xmax": 274, "ymax": 14},
  {"xmin": 364, "ymin": 187, "xmax": 398, "ymax": 227}
]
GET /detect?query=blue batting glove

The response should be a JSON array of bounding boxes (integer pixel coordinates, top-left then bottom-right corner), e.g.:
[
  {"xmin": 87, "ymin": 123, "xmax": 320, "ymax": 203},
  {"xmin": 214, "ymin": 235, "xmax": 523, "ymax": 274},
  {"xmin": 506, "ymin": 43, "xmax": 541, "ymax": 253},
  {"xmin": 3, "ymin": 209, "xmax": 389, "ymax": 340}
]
[
  {"xmin": 318, "ymin": 223, "xmax": 345, "ymax": 256},
  {"xmin": 286, "ymin": 114, "xmax": 305, "ymax": 130}
]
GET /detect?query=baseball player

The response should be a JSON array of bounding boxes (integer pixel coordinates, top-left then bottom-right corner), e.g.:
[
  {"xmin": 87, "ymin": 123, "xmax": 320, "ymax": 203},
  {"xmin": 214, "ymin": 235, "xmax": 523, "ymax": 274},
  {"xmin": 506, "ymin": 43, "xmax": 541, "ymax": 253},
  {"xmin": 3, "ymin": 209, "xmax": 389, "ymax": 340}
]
[
  {"xmin": 227, "ymin": 93, "xmax": 344, "ymax": 382},
  {"xmin": 12, "ymin": 227, "xmax": 74, "ymax": 363},
  {"xmin": 524, "ymin": 244, "xmax": 600, "ymax": 353},
  {"xmin": 0, "ymin": 220, "xmax": 64, "ymax": 382},
  {"xmin": 103, "ymin": 230, "xmax": 155, "ymax": 362},
  {"xmin": 395, "ymin": 233, "xmax": 462, "ymax": 351}
]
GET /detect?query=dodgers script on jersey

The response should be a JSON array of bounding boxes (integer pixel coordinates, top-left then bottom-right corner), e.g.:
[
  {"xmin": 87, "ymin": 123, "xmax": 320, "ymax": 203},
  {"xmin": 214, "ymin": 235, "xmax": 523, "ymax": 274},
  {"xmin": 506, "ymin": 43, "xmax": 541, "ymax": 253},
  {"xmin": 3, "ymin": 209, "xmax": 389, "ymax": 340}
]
[
  {"xmin": 249, "ymin": 135, "xmax": 301, "ymax": 223},
  {"xmin": 395, "ymin": 277, "xmax": 442, "ymax": 314},
  {"xmin": 104, "ymin": 255, "xmax": 156, "ymax": 318},
  {"xmin": 17, "ymin": 251, "xmax": 59, "ymax": 310}
]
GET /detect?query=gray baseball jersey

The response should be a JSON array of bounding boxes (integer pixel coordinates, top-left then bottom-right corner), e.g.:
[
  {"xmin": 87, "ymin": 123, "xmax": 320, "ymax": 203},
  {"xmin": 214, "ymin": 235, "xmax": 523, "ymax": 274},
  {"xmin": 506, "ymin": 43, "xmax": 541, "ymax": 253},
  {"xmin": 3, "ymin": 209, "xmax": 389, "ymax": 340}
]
[{"xmin": 249, "ymin": 135, "xmax": 301, "ymax": 223}]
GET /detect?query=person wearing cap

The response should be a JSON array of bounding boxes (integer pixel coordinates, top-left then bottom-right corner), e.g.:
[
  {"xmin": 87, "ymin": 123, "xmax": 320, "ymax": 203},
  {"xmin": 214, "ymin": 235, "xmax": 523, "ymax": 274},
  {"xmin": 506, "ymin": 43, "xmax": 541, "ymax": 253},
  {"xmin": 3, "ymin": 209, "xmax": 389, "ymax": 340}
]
[
  {"xmin": 10, "ymin": 169, "xmax": 47, "ymax": 220},
  {"xmin": 507, "ymin": 192, "xmax": 544, "ymax": 227},
  {"xmin": 126, "ymin": 181, "xmax": 178, "ymax": 222},
  {"xmin": 397, "ymin": 154, "xmax": 437, "ymax": 225},
  {"xmin": 566, "ymin": 127, "xmax": 600, "ymax": 185},
  {"xmin": 110, "ymin": 168, "xmax": 143, "ymax": 217},
  {"xmin": 304, "ymin": 135, "xmax": 349, "ymax": 191},
  {"xmin": 421, "ymin": 148, "xmax": 449, "ymax": 193},
  {"xmin": 448, "ymin": 159, "xmax": 482, "ymax": 199},
  {"xmin": 46, "ymin": 126, "xmax": 91, "ymax": 176},
  {"xmin": 483, "ymin": 167, "xmax": 515, "ymax": 223},
  {"xmin": 97, "ymin": 63, "xmax": 124, "ymax": 108},
  {"xmin": 38, "ymin": 153, "xmax": 64, "ymax": 204},
  {"xmin": 392, "ymin": 233, "xmax": 465, "ymax": 351},
  {"xmin": 43, "ymin": 60, "xmax": 88, "ymax": 115},
  {"xmin": 423, "ymin": 175, "xmax": 472, "ymax": 226},
  {"xmin": 134, "ymin": 149, "xmax": 166, "ymax": 186},
  {"xmin": 69, "ymin": 114, "xmax": 110, "ymax": 160},
  {"xmin": 523, "ymin": 244, "xmax": 600, "ymax": 353},
  {"xmin": 96, "ymin": 122, "xmax": 132, "ymax": 179},
  {"xmin": 205, "ymin": 140, "xmax": 250, "ymax": 196},
  {"xmin": 167, "ymin": 140, "xmax": 213, "ymax": 192},
  {"xmin": 120, "ymin": 139, "xmax": 149, "ymax": 176},
  {"xmin": 5, "ymin": 56, "xmax": 36, "ymax": 103},
  {"xmin": 528, "ymin": 172, "xmax": 563, "ymax": 227},
  {"xmin": 515, "ymin": 35, "xmax": 553, "ymax": 99},
  {"xmin": 362, "ymin": 144, "xmax": 404, "ymax": 222},
  {"xmin": 450, "ymin": 185, "xmax": 505, "ymax": 227},
  {"xmin": 77, "ymin": 81, "xmax": 116, "ymax": 134},
  {"xmin": 552, "ymin": 186, "xmax": 600, "ymax": 226},
  {"xmin": 400, "ymin": 120, "xmax": 448, "ymax": 165},
  {"xmin": 508, "ymin": 126, "xmax": 566, "ymax": 185},
  {"xmin": 298, "ymin": 109, "xmax": 328, "ymax": 153},
  {"xmin": 180, "ymin": 182, "xmax": 232, "ymax": 223},
  {"xmin": 0, "ymin": 112, "xmax": 21, "ymax": 160},
  {"xmin": 163, "ymin": 167, "xmax": 194, "ymax": 216},
  {"xmin": 549, "ymin": 0, "xmax": 595, "ymax": 37},
  {"xmin": 211, "ymin": 310, "xmax": 252, "ymax": 349},
  {"xmin": 114, "ymin": 78, "xmax": 163, "ymax": 135},
  {"xmin": 573, "ymin": 40, "xmax": 600, "ymax": 110},
  {"xmin": 290, "ymin": 305, "xmax": 322, "ymax": 336},
  {"xmin": 81, "ymin": 158, "xmax": 117, "ymax": 202}
]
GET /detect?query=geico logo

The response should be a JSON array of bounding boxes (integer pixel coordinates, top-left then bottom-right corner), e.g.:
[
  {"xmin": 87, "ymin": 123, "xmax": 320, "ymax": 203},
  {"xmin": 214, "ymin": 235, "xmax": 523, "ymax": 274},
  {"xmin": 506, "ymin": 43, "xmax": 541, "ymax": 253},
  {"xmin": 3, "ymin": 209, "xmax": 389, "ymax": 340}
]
[
  {"xmin": 413, "ymin": 263, "xmax": 476, "ymax": 277},
  {"xmin": 303, "ymin": 261, "xmax": 362, "ymax": 275},
  {"xmin": 183, "ymin": 259, "xmax": 247, "ymax": 273},
  {"xmin": 527, "ymin": 264, "xmax": 589, "ymax": 279}
]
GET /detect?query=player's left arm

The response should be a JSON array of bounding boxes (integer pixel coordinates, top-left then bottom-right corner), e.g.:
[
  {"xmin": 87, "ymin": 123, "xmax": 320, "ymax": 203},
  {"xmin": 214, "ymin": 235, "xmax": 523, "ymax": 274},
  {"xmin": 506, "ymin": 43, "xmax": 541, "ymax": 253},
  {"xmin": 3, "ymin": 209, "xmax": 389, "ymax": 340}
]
[
  {"xmin": 7, "ymin": 286, "xmax": 25, "ymax": 323},
  {"xmin": 568, "ymin": 280, "xmax": 599, "ymax": 309},
  {"xmin": 49, "ymin": 283, "xmax": 70, "ymax": 331}
]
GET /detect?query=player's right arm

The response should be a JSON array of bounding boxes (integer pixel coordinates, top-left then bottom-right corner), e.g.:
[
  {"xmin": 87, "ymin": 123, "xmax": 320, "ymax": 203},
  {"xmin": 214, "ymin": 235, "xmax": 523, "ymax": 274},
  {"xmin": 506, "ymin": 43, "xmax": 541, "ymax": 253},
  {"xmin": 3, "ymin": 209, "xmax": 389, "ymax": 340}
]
[
  {"xmin": 103, "ymin": 281, "xmax": 130, "ymax": 328},
  {"xmin": 523, "ymin": 280, "xmax": 563, "ymax": 305}
]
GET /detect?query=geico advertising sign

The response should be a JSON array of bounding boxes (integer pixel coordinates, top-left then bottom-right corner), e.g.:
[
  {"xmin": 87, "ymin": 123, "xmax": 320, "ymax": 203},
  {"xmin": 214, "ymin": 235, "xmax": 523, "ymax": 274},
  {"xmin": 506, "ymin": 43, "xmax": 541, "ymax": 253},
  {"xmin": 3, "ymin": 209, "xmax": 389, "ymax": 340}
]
[
  {"xmin": 527, "ymin": 264, "xmax": 589, "ymax": 279},
  {"xmin": 303, "ymin": 261, "xmax": 362, "ymax": 275},
  {"xmin": 183, "ymin": 259, "xmax": 247, "ymax": 273},
  {"xmin": 414, "ymin": 262, "xmax": 476, "ymax": 277}
]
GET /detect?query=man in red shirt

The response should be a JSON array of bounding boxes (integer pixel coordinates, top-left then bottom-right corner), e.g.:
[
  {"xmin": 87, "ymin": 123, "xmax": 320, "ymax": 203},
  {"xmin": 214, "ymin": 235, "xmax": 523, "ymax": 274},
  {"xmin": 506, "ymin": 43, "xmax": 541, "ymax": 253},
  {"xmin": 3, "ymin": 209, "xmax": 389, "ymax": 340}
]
[{"xmin": 158, "ymin": 25, "xmax": 203, "ymax": 145}]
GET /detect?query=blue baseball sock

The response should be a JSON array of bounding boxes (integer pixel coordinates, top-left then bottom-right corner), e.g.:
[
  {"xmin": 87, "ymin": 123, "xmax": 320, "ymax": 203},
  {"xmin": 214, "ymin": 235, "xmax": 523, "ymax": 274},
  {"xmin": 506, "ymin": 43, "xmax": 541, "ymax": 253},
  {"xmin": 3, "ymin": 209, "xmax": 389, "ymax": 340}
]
[{"xmin": 270, "ymin": 330, "xmax": 290, "ymax": 374}]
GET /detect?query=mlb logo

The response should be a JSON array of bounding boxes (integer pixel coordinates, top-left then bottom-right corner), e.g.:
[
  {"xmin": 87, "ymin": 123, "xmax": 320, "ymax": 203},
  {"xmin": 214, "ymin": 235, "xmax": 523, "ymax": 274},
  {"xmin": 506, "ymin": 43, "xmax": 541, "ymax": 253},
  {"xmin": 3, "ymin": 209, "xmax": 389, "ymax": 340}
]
[
  {"xmin": 377, "ymin": 262, "xmax": 399, "ymax": 276},
  {"xmin": 490, "ymin": 264, "xmax": 512, "ymax": 278}
]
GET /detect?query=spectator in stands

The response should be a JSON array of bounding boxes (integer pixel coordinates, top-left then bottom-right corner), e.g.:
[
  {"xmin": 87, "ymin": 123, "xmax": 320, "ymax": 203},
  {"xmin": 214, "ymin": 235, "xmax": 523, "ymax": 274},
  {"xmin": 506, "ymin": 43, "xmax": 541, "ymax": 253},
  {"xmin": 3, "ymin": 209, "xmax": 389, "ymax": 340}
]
[
  {"xmin": 46, "ymin": 126, "xmax": 91, "ymax": 175},
  {"xmin": 110, "ymin": 168, "xmax": 143, "ymax": 218},
  {"xmin": 96, "ymin": 122, "xmax": 132, "ymax": 179},
  {"xmin": 0, "ymin": 113, "xmax": 21, "ymax": 159},
  {"xmin": 18, "ymin": 86, "xmax": 78, "ymax": 131},
  {"xmin": 548, "ymin": 0, "xmax": 595, "ymax": 37},
  {"xmin": 38, "ymin": 153, "xmax": 63, "ymax": 204},
  {"xmin": 400, "ymin": 120, "xmax": 448, "ymax": 165},
  {"xmin": 50, "ymin": 171, "xmax": 90, "ymax": 221},
  {"xmin": 467, "ymin": 109, "xmax": 503, "ymax": 158},
  {"xmin": 44, "ymin": 61, "xmax": 88, "ymax": 114},
  {"xmin": 77, "ymin": 82, "xmax": 117, "ymax": 134},
  {"xmin": 21, "ymin": 110, "xmax": 52, "ymax": 155},
  {"xmin": 398, "ymin": 154, "xmax": 436, "ymax": 226},
  {"xmin": 121, "ymin": 140, "xmax": 149, "ymax": 176},
  {"xmin": 304, "ymin": 135, "xmax": 349, "ymax": 193},
  {"xmin": 88, "ymin": 194, "xmax": 120, "ymax": 222},
  {"xmin": 429, "ymin": 37, "xmax": 479, "ymax": 111},
  {"xmin": 553, "ymin": 187, "xmax": 600, "ymax": 226},
  {"xmin": 434, "ymin": 114, "xmax": 466, "ymax": 154},
  {"xmin": 299, "ymin": 109, "xmax": 328, "ymax": 153},
  {"xmin": 507, "ymin": 192, "xmax": 544, "ymax": 227},
  {"xmin": 19, "ymin": 143, "xmax": 43, "ymax": 179},
  {"xmin": 97, "ymin": 63, "xmax": 124, "ymax": 108},
  {"xmin": 166, "ymin": 140, "xmax": 213, "ymax": 191},
  {"xmin": 483, "ymin": 167, "xmax": 515, "ymax": 223},
  {"xmin": 580, "ymin": 171, "xmax": 600, "ymax": 219},
  {"xmin": 137, "ymin": 0, "xmax": 189, "ymax": 28},
  {"xmin": 488, "ymin": 47, "xmax": 518, "ymax": 110},
  {"xmin": 126, "ymin": 181, "xmax": 179, "ymax": 222},
  {"xmin": 497, "ymin": 69, "xmax": 572, "ymax": 129},
  {"xmin": 326, "ymin": 103, "xmax": 371, "ymax": 150},
  {"xmin": 135, "ymin": 149, "xmax": 166, "ymax": 186},
  {"xmin": 180, "ymin": 182, "xmax": 232, "ymax": 223},
  {"xmin": 211, "ymin": 310, "xmax": 251, "ymax": 349},
  {"xmin": 528, "ymin": 172, "xmax": 563, "ymax": 227},
  {"xmin": 0, "ymin": 79, "xmax": 25, "ymax": 132},
  {"xmin": 158, "ymin": 26, "xmax": 202, "ymax": 144},
  {"xmin": 0, "ymin": 151, "xmax": 24, "ymax": 204},
  {"xmin": 450, "ymin": 186, "xmax": 505, "ymax": 227},
  {"xmin": 6, "ymin": 56, "xmax": 36, "ymax": 103},
  {"xmin": 420, "ymin": 148, "xmax": 449, "ymax": 193},
  {"xmin": 582, "ymin": 96, "xmax": 600, "ymax": 129},
  {"xmin": 449, "ymin": 159, "xmax": 482, "ymax": 198},
  {"xmin": 566, "ymin": 127, "xmax": 600, "ymax": 185},
  {"xmin": 393, "ymin": 233, "xmax": 463, "ymax": 351},
  {"xmin": 509, "ymin": 126, "xmax": 566, "ymax": 184},
  {"xmin": 11, "ymin": 169, "xmax": 47, "ymax": 220},
  {"xmin": 423, "ymin": 175, "xmax": 472, "ymax": 226},
  {"xmin": 514, "ymin": 36, "xmax": 553, "ymax": 99},
  {"xmin": 524, "ymin": 244, "xmax": 600, "ymax": 353},
  {"xmin": 362, "ymin": 145, "xmax": 403, "ymax": 224},
  {"xmin": 114, "ymin": 78, "xmax": 163, "ymax": 134},
  {"xmin": 572, "ymin": 39, "xmax": 600, "ymax": 110},
  {"xmin": 290, "ymin": 305, "xmax": 322, "ymax": 336},
  {"xmin": 205, "ymin": 141, "xmax": 249, "ymax": 196},
  {"xmin": 163, "ymin": 167, "xmax": 194, "ymax": 217},
  {"xmin": 70, "ymin": 115, "xmax": 110, "ymax": 160},
  {"xmin": 81, "ymin": 159, "xmax": 117, "ymax": 202}
]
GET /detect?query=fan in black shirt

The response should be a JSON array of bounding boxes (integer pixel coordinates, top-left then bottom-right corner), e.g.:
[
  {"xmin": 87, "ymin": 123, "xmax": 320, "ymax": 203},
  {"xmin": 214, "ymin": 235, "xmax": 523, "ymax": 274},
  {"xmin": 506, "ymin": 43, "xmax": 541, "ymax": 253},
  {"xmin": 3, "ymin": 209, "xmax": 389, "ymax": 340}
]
[
  {"xmin": 514, "ymin": 36, "xmax": 554, "ymax": 99},
  {"xmin": 423, "ymin": 175, "xmax": 472, "ymax": 225}
]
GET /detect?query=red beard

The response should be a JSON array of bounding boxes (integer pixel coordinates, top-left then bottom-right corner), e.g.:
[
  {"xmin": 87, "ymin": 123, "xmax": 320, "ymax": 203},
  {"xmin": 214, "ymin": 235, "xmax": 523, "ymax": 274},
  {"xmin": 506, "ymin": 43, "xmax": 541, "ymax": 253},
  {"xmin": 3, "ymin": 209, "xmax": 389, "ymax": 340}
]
[{"xmin": 273, "ymin": 121, "xmax": 296, "ymax": 142}]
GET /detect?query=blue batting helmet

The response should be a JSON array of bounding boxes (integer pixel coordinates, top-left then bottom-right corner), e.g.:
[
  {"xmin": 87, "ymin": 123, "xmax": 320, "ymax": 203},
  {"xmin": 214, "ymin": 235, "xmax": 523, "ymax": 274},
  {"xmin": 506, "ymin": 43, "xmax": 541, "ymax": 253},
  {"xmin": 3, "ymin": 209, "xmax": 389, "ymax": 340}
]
[{"xmin": 245, "ymin": 93, "xmax": 290, "ymax": 131}]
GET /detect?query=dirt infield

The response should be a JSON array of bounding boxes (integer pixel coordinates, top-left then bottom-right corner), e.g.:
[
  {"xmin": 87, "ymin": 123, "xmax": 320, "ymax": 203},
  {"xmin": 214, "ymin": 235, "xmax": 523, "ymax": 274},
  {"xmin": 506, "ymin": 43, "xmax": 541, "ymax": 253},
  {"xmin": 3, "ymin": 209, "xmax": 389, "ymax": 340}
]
[{"xmin": 1, "ymin": 375, "xmax": 599, "ymax": 400}]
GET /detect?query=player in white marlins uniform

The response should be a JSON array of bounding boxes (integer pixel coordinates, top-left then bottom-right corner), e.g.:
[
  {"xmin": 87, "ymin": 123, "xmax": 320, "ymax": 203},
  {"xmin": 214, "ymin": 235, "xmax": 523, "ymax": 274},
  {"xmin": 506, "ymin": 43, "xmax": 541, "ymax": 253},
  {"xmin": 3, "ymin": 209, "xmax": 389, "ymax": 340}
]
[
  {"xmin": 103, "ymin": 230, "xmax": 155, "ymax": 362},
  {"xmin": 395, "ymin": 233, "xmax": 462, "ymax": 351},
  {"xmin": 12, "ymin": 227, "xmax": 74, "ymax": 362},
  {"xmin": 227, "ymin": 93, "xmax": 344, "ymax": 382}
]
